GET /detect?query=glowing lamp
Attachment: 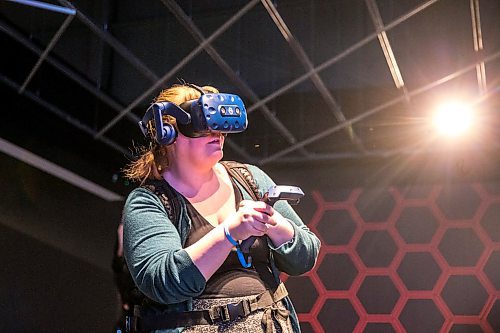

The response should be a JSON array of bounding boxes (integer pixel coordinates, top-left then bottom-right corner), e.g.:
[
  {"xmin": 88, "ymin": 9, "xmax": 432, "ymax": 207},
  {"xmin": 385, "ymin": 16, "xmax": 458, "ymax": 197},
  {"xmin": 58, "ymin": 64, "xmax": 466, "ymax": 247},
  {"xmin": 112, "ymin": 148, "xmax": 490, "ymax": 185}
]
[{"xmin": 432, "ymin": 102, "xmax": 473, "ymax": 137}]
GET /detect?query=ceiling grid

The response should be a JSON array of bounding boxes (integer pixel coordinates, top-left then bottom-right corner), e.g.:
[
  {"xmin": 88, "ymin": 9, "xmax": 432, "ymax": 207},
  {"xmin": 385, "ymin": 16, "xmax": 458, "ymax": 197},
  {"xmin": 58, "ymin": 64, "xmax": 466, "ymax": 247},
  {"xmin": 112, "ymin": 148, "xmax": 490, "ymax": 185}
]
[{"xmin": 1, "ymin": 0, "xmax": 499, "ymax": 190}]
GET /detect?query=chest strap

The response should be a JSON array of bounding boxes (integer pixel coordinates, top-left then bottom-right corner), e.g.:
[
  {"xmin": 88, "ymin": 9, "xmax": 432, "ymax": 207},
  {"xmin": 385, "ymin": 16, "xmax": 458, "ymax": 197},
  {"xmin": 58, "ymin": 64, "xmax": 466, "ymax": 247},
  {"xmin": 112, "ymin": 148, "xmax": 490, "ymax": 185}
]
[{"xmin": 127, "ymin": 283, "xmax": 288, "ymax": 332}]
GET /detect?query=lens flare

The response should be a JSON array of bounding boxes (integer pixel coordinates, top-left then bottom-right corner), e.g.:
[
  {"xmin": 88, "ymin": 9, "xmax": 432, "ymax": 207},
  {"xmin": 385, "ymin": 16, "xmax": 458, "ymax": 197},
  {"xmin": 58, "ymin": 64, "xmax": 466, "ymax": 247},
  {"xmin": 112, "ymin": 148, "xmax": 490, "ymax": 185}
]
[{"xmin": 432, "ymin": 102, "xmax": 473, "ymax": 137}]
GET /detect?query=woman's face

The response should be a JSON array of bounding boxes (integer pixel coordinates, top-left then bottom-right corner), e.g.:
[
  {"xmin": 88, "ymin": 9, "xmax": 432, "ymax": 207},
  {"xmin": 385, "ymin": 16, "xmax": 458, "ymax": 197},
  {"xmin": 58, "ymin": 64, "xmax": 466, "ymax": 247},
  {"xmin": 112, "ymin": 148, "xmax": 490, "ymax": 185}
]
[{"xmin": 173, "ymin": 131, "xmax": 225, "ymax": 166}]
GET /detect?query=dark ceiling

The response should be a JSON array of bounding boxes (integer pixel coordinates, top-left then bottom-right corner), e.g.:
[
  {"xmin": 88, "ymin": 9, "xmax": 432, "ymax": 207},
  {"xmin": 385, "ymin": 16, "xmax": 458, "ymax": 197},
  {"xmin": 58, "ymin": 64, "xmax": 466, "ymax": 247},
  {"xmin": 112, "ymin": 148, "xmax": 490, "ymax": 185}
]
[{"xmin": 1, "ymin": 0, "xmax": 500, "ymax": 199}]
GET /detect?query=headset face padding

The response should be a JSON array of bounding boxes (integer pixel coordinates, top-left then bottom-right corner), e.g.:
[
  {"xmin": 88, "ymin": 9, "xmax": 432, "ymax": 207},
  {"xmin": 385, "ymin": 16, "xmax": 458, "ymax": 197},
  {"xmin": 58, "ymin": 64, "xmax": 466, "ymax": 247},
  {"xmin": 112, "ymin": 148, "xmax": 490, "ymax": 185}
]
[{"xmin": 177, "ymin": 99, "xmax": 211, "ymax": 138}]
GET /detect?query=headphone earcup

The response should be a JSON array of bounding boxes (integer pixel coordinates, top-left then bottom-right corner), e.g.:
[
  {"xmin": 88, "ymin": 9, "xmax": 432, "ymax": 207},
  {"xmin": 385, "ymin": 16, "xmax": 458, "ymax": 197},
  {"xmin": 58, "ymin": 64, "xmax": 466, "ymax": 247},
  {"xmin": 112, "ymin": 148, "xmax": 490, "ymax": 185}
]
[{"xmin": 158, "ymin": 124, "xmax": 177, "ymax": 145}]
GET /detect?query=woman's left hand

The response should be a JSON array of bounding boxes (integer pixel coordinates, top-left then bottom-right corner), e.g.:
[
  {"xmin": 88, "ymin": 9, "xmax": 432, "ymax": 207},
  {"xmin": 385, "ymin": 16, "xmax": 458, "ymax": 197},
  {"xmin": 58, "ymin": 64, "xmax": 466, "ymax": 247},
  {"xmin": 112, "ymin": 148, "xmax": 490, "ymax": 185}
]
[{"xmin": 264, "ymin": 207, "xmax": 295, "ymax": 247}]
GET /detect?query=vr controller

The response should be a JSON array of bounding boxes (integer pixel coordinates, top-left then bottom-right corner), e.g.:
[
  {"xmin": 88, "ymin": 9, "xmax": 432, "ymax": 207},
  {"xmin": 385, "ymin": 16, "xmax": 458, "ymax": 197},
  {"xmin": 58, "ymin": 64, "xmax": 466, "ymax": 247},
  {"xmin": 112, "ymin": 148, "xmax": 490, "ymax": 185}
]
[
  {"xmin": 262, "ymin": 185, "xmax": 304, "ymax": 206},
  {"xmin": 240, "ymin": 185, "xmax": 304, "ymax": 254},
  {"xmin": 138, "ymin": 93, "xmax": 248, "ymax": 145}
]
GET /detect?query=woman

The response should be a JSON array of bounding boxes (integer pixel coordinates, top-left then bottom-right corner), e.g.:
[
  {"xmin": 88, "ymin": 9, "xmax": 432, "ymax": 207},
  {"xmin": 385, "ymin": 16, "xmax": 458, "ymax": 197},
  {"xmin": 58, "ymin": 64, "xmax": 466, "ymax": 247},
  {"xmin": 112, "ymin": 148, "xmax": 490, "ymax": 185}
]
[{"xmin": 122, "ymin": 83, "xmax": 320, "ymax": 333}]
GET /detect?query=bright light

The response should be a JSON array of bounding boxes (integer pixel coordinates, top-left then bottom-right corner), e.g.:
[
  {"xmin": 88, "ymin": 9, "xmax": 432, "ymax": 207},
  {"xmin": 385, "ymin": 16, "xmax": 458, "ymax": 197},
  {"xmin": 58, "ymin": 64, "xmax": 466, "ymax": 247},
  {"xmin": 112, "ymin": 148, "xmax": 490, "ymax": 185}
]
[{"xmin": 432, "ymin": 102, "xmax": 473, "ymax": 137}]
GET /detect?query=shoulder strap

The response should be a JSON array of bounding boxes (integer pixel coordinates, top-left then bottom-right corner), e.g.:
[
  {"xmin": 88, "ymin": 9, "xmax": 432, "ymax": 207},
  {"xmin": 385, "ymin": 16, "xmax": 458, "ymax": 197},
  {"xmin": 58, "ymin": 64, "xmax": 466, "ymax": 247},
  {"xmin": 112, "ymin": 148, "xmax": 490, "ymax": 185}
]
[
  {"xmin": 220, "ymin": 161, "xmax": 262, "ymax": 201},
  {"xmin": 141, "ymin": 179, "xmax": 180, "ymax": 227}
]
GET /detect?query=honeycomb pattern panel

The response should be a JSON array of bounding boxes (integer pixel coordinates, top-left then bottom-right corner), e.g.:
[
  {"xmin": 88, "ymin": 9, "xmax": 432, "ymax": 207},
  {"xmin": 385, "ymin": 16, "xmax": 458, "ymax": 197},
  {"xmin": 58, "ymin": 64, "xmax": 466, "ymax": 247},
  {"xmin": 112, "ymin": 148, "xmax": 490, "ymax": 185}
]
[
  {"xmin": 449, "ymin": 324, "xmax": 485, "ymax": 333},
  {"xmin": 298, "ymin": 321, "xmax": 314, "ymax": 333},
  {"xmin": 435, "ymin": 183, "xmax": 481, "ymax": 220},
  {"xmin": 480, "ymin": 203, "xmax": 500, "ymax": 242},
  {"xmin": 487, "ymin": 300, "xmax": 500, "ymax": 332},
  {"xmin": 356, "ymin": 230, "xmax": 397, "ymax": 267},
  {"xmin": 317, "ymin": 210, "xmax": 356, "ymax": 245},
  {"xmin": 355, "ymin": 188, "xmax": 396, "ymax": 223},
  {"xmin": 363, "ymin": 323, "xmax": 396, "ymax": 333},
  {"xmin": 284, "ymin": 275, "xmax": 318, "ymax": 314},
  {"xmin": 294, "ymin": 195, "xmax": 317, "ymax": 226},
  {"xmin": 397, "ymin": 252, "xmax": 441, "ymax": 290},
  {"xmin": 317, "ymin": 253, "xmax": 357, "ymax": 291},
  {"xmin": 441, "ymin": 275, "xmax": 489, "ymax": 315},
  {"xmin": 318, "ymin": 299, "xmax": 359, "ymax": 333},
  {"xmin": 399, "ymin": 299, "xmax": 445, "ymax": 333},
  {"xmin": 289, "ymin": 184, "xmax": 500, "ymax": 332},
  {"xmin": 484, "ymin": 250, "xmax": 500, "ymax": 290},
  {"xmin": 438, "ymin": 228, "xmax": 485, "ymax": 267},
  {"xmin": 357, "ymin": 276, "xmax": 399, "ymax": 314},
  {"xmin": 395, "ymin": 206, "xmax": 438, "ymax": 244}
]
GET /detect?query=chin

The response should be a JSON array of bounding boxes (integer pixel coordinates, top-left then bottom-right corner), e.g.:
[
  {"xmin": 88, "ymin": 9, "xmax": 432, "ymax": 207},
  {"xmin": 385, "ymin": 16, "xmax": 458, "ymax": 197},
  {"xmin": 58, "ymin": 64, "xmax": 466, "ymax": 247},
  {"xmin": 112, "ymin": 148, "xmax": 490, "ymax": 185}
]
[
  {"xmin": 205, "ymin": 151, "xmax": 223, "ymax": 165},
  {"xmin": 214, "ymin": 151, "xmax": 224, "ymax": 162}
]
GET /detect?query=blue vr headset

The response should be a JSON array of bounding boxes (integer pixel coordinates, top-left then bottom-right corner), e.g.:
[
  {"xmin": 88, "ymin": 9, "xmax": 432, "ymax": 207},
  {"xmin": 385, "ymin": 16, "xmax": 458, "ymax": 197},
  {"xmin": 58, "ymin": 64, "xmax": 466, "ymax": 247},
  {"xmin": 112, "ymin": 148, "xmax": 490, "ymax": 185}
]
[{"xmin": 139, "ymin": 85, "xmax": 248, "ymax": 145}]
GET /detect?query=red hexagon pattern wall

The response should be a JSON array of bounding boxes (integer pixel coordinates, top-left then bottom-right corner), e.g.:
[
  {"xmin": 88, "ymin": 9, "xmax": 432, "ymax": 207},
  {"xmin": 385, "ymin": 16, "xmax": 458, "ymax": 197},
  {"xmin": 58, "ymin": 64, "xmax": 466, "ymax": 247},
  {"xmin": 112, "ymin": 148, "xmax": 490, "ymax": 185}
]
[{"xmin": 283, "ymin": 182, "xmax": 500, "ymax": 333}]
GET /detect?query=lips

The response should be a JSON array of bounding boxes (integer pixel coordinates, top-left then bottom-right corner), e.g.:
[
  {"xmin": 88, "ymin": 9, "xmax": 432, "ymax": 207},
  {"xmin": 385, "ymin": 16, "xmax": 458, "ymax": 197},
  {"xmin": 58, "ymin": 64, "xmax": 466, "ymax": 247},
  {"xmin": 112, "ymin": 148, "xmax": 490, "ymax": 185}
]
[{"xmin": 208, "ymin": 138, "xmax": 220, "ymax": 144}]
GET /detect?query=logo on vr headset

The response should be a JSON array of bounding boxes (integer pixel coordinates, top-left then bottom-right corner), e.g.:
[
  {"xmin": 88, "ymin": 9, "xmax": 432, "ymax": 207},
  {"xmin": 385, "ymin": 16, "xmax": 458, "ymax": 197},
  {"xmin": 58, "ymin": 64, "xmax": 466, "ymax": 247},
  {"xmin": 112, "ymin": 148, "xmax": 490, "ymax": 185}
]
[{"xmin": 139, "ymin": 90, "xmax": 248, "ymax": 145}]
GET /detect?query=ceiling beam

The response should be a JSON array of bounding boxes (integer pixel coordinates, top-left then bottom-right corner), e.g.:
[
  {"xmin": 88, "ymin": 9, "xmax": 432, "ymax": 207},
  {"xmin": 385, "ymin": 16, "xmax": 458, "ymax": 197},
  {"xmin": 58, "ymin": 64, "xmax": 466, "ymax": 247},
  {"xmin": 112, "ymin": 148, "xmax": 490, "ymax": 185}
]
[
  {"xmin": 365, "ymin": 0, "xmax": 410, "ymax": 106},
  {"xmin": 0, "ymin": 20, "xmax": 140, "ymax": 124},
  {"xmin": 0, "ymin": 73, "xmax": 131, "ymax": 159},
  {"xmin": 6, "ymin": 0, "xmax": 75, "ymax": 16},
  {"xmin": 258, "ymin": 48, "xmax": 500, "ymax": 165},
  {"xmin": 470, "ymin": 0, "xmax": 487, "ymax": 94},
  {"xmin": 57, "ymin": 0, "xmax": 159, "ymax": 83},
  {"xmin": 0, "ymin": 137, "xmax": 123, "ymax": 201},
  {"xmin": 160, "ymin": 0, "xmax": 309, "ymax": 158},
  {"xmin": 261, "ymin": 0, "xmax": 367, "ymax": 153},
  {"xmin": 94, "ymin": 0, "xmax": 260, "ymax": 145},
  {"xmin": 19, "ymin": 14, "xmax": 74, "ymax": 93},
  {"xmin": 247, "ymin": 0, "xmax": 441, "ymax": 114}
]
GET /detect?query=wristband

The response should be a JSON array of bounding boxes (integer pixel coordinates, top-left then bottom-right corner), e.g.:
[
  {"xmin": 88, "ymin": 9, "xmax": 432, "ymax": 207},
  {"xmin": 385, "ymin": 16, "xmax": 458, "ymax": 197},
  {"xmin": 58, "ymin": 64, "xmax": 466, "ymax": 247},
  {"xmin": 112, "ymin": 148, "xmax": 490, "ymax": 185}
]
[
  {"xmin": 223, "ymin": 225, "xmax": 252, "ymax": 268},
  {"xmin": 223, "ymin": 225, "xmax": 239, "ymax": 246}
]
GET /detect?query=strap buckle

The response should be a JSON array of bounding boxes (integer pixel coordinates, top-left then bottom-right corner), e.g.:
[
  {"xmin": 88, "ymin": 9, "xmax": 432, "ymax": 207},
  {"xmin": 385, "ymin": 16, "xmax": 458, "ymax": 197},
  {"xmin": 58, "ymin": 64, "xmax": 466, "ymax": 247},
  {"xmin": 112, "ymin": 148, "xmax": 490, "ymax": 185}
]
[
  {"xmin": 125, "ymin": 315, "xmax": 139, "ymax": 333},
  {"xmin": 209, "ymin": 299, "xmax": 252, "ymax": 323}
]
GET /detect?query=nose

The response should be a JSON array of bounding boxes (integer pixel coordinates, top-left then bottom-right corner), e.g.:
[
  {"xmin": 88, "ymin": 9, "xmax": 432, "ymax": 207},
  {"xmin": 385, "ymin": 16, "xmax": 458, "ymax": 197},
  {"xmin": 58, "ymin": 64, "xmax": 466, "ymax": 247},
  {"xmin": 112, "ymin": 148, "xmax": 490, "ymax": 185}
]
[{"xmin": 210, "ymin": 132, "xmax": 225, "ymax": 138}]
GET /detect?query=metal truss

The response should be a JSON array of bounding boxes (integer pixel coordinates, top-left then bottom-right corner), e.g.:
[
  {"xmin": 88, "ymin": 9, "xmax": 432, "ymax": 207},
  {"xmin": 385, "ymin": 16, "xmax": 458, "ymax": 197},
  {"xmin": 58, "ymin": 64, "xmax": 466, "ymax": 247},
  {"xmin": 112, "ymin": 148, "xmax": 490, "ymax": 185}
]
[
  {"xmin": 259, "ymin": 48, "xmax": 500, "ymax": 165},
  {"xmin": 1, "ymin": 0, "xmax": 498, "ymax": 168}
]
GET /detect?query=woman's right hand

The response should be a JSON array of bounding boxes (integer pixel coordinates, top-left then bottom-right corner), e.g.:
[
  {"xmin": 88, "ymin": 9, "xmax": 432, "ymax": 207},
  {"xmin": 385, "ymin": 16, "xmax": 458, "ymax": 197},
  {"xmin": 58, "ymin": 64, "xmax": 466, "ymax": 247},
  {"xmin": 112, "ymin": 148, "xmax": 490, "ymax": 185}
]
[{"xmin": 223, "ymin": 200, "xmax": 277, "ymax": 241}]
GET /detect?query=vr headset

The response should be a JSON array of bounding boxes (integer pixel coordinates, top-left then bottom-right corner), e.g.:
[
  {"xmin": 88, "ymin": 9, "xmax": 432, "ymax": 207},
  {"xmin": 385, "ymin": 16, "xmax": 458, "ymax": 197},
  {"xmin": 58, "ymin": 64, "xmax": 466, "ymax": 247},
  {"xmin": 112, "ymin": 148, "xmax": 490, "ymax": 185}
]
[{"xmin": 138, "ymin": 85, "xmax": 248, "ymax": 145}]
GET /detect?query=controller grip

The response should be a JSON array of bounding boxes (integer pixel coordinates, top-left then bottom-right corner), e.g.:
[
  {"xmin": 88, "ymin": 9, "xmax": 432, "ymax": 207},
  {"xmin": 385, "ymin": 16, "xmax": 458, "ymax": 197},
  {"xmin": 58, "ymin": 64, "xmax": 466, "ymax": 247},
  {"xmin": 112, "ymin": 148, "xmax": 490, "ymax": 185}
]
[
  {"xmin": 240, "ymin": 236, "xmax": 257, "ymax": 253},
  {"xmin": 240, "ymin": 186, "xmax": 302, "ymax": 253},
  {"xmin": 240, "ymin": 195, "xmax": 273, "ymax": 253}
]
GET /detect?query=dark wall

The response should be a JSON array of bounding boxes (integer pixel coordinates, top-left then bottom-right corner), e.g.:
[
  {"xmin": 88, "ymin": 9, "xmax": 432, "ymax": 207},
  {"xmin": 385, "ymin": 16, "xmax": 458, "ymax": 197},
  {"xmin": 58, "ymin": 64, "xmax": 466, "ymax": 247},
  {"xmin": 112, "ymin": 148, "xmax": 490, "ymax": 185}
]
[
  {"xmin": 0, "ymin": 153, "xmax": 123, "ymax": 333},
  {"xmin": 0, "ymin": 225, "xmax": 118, "ymax": 332}
]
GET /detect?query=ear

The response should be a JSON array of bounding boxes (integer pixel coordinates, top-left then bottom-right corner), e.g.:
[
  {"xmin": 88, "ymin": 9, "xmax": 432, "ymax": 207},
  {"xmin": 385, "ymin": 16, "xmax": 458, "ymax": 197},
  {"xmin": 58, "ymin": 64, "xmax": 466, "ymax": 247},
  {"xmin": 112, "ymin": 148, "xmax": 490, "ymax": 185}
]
[{"xmin": 158, "ymin": 123, "xmax": 177, "ymax": 145}]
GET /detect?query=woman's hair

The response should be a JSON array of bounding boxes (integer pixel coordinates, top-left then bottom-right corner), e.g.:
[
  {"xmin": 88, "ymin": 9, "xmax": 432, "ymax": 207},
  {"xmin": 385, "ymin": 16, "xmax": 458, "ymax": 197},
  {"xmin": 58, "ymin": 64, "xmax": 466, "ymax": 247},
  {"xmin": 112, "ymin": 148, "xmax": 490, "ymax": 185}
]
[{"xmin": 123, "ymin": 83, "xmax": 219, "ymax": 183}]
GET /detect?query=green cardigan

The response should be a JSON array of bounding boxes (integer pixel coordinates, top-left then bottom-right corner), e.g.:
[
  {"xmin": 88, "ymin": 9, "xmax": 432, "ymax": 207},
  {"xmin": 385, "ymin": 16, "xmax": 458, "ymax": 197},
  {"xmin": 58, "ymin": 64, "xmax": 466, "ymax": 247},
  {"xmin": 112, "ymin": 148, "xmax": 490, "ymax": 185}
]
[{"xmin": 122, "ymin": 164, "xmax": 321, "ymax": 333}]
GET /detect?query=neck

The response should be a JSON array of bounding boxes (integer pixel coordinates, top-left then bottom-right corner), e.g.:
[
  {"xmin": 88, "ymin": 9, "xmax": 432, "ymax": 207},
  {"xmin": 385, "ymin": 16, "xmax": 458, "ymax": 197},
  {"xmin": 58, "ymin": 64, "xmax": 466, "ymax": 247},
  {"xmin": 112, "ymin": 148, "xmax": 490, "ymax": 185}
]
[{"xmin": 162, "ymin": 160, "xmax": 218, "ymax": 199}]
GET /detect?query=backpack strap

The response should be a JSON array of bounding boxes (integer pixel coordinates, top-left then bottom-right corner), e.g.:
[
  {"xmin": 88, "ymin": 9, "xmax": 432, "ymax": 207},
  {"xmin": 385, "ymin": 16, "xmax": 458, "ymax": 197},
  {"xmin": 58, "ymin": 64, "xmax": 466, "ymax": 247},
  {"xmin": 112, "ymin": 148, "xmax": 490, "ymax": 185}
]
[
  {"xmin": 141, "ymin": 179, "xmax": 180, "ymax": 227},
  {"xmin": 221, "ymin": 161, "xmax": 265, "ymax": 254},
  {"xmin": 133, "ymin": 180, "xmax": 183, "ymax": 309},
  {"xmin": 220, "ymin": 161, "xmax": 262, "ymax": 201}
]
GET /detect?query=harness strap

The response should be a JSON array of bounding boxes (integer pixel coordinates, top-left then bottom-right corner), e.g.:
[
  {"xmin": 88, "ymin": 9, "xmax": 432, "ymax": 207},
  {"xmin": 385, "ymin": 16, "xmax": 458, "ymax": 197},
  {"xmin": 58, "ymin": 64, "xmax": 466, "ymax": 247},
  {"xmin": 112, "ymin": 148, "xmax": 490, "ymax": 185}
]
[
  {"xmin": 260, "ymin": 282, "xmax": 291, "ymax": 333},
  {"xmin": 220, "ymin": 161, "xmax": 261, "ymax": 201},
  {"xmin": 220, "ymin": 161, "xmax": 264, "ymax": 254},
  {"xmin": 130, "ymin": 283, "xmax": 288, "ymax": 332}
]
